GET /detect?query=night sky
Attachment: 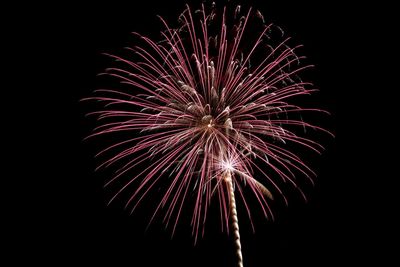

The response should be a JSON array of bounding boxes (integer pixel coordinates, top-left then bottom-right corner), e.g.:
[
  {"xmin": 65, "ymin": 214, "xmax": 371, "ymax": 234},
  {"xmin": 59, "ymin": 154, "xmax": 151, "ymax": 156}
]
[{"xmin": 13, "ymin": 0, "xmax": 393, "ymax": 266}]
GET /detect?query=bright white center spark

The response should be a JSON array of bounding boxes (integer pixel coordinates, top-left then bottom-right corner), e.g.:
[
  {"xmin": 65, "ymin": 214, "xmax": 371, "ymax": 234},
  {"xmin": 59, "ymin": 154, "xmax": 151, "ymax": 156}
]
[{"xmin": 223, "ymin": 161, "xmax": 234, "ymax": 171}]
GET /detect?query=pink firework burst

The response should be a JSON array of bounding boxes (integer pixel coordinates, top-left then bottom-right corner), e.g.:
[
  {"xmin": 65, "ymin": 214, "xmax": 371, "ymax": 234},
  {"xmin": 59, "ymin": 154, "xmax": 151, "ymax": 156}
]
[{"xmin": 83, "ymin": 3, "xmax": 332, "ymax": 266}]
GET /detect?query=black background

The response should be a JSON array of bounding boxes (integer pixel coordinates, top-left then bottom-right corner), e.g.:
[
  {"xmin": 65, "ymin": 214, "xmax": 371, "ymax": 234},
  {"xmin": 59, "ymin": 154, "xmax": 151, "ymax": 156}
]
[{"xmin": 11, "ymin": 0, "xmax": 394, "ymax": 266}]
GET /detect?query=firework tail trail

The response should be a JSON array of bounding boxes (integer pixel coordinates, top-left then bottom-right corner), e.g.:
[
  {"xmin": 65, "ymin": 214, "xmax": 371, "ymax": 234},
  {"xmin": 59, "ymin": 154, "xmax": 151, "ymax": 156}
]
[{"xmin": 225, "ymin": 170, "xmax": 243, "ymax": 267}]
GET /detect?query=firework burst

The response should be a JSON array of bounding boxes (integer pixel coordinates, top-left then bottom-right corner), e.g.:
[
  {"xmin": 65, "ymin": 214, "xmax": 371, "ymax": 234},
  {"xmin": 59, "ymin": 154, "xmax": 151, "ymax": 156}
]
[{"xmin": 84, "ymin": 3, "xmax": 332, "ymax": 266}]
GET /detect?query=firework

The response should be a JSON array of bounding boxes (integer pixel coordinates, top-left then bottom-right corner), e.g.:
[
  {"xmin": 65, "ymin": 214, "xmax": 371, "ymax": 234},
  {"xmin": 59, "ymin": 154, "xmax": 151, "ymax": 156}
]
[{"xmin": 84, "ymin": 3, "xmax": 332, "ymax": 266}]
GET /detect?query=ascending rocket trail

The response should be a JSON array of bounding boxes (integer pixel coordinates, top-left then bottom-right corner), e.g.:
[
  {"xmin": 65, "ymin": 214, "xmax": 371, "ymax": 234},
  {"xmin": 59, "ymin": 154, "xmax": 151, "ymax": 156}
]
[{"xmin": 225, "ymin": 170, "xmax": 243, "ymax": 267}]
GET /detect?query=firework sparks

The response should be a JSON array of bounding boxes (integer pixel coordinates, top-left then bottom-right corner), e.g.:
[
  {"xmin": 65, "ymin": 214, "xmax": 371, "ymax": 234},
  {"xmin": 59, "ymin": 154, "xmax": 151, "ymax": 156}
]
[{"xmin": 84, "ymin": 3, "xmax": 332, "ymax": 266}]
